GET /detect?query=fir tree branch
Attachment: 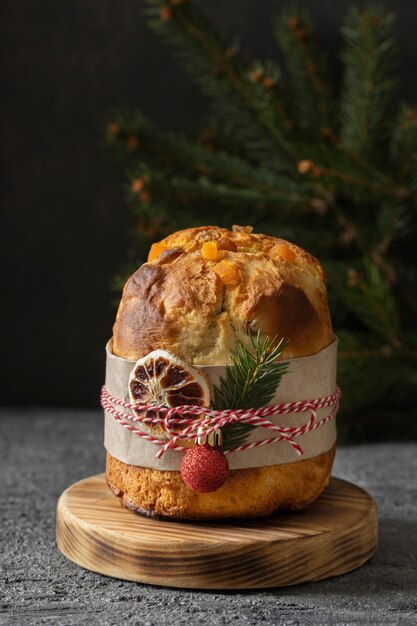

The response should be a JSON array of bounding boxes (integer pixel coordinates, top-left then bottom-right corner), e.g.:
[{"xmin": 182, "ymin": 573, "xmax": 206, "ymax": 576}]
[
  {"xmin": 126, "ymin": 162, "xmax": 326, "ymax": 213},
  {"xmin": 336, "ymin": 329, "xmax": 417, "ymax": 431},
  {"xmin": 300, "ymin": 160, "xmax": 408, "ymax": 199},
  {"xmin": 274, "ymin": 7, "xmax": 332, "ymax": 131},
  {"xmin": 323, "ymin": 127, "xmax": 395, "ymax": 187},
  {"xmin": 107, "ymin": 109, "xmax": 306, "ymax": 190},
  {"xmin": 339, "ymin": 4, "xmax": 398, "ymax": 159},
  {"xmin": 275, "ymin": 5, "xmax": 402, "ymax": 192},
  {"xmin": 337, "ymin": 329, "xmax": 417, "ymax": 360},
  {"xmin": 213, "ymin": 333, "xmax": 289, "ymax": 450},
  {"xmin": 394, "ymin": 262, "xmax": 417, "ymax": 315},
  {"xmin": 144, "ymin": 0, "xmax": 296, "ymax": 165},
  {"xmin": 329, "ymin": 202, "xmax": 400, "ymax": 286},
  {"xmin": 333, "ymin": 260, "xmax": 400, "ymax": 345},
  {"xmin": 390, "ymin": 105, "xmax": 417, "ymax": 185}
]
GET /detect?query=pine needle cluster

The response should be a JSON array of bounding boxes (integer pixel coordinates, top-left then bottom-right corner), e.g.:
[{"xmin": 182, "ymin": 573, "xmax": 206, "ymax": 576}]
[
  {"xmin": 105, "ymin": 1, "xmax": 417, "ymax": 442},
  {"xmin": 212, "ymin": 333, "xmax": 288, "ymax": 450}
]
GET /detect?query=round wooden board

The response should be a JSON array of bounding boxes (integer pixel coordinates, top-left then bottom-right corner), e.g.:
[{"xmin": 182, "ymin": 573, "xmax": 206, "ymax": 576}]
[{"xmin": 56, "ymin": 473, "xmax": 378, "ymax": 589}]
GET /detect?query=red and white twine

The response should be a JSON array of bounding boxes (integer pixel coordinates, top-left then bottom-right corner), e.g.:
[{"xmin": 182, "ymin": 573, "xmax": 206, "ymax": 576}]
[{"xmin": 101, "ymin": 385, "xmax": 340, "ymax": 459}]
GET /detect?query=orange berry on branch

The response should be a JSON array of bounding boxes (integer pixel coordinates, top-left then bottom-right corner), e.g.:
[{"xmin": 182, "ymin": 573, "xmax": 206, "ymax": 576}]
[
  {"xmin": 262, "ymin": 76, "xmax": 276, "ymax": 89},
  {"xmin": 346, "ymin": 268, "xmax": 359, "ymax": 287},
  {"xmin": 295, "ymin": 27, "xmax": 308, "ymax": 40},
  {"xmin": 139, "ymin": 190, "xmax": 151, "ymax": 203},
  {"xmin": 249, "ymin": 68, "xmax": 263, "ymax": 84},
  {"xmin": 126, "ymin": 136, "xmax": 139, "ymax": 151},
  {"xmin": 311, "ymin": 164, "xmax": 322, "ymax": 177},
  {"xmin": 310, "ymin": 198, "xmax": 328, "ymax": 215},
  {"xmin": 131, "ymin": 178, "xmax": 145, "ymax": 193},
  {"xmin": 159, "ymin": 6, "xmax": 172, "ymax": 21},
  {"xmin": 211, "ymin": 64, "xmax": 225, "ymax": 77},
  {"xmin": 106, "ymin": 122, "xmax": 120, "ymax": 138},
  {"xmin": 287, "ymin": 16, "xmax": 299, "ymax": 29},
  {"xmin": 297, "ymin": 159, "xmax": 313, "ymax": 174}
]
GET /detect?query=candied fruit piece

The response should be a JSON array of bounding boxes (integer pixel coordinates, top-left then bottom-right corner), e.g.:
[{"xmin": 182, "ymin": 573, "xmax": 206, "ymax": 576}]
[
  {"xmin": 269, "ymin": 243, "xmax": 296, "ymax": 262},
  {"xmin": 217, "ymin": 237, "xmax": 237, "ymax": 252},
  {"xmin": 157, "ymin": 247, "xmax": 184, "ymax": 265},
  {"xmin": 201, "ymin": 241, "xmax": 218, "ymax": 260},
  {"xmin": 213, "ymin": 260, "xmax": 241, "ymax": 286},
  {"xmin": 148, "ymin": 242, "xmax": 166, "ymax": 262},
  {"xmin": 232, "ymin": 224, "xmax": 253, "ymax": 234}
]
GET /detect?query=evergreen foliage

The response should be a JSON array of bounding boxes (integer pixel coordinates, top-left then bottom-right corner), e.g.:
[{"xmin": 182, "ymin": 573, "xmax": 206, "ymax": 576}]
[
  {"xmin": 212, "ymin": 332, "xmax": 288, "ymax": 450},
  {"xmin": 105, "ymin": 1, "xmax": 417, "ymax": 442}
]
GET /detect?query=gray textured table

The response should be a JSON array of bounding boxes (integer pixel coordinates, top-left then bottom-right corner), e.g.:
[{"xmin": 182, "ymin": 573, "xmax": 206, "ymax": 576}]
[{"xmin": 1, "ymin": 409, "xmax": 416, "ymax": 626}]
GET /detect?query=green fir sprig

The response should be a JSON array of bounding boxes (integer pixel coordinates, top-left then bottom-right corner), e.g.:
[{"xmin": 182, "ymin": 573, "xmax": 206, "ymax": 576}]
[{"xmin": 212, "ymin": 333, "xmax": 289, "ymax": 450}]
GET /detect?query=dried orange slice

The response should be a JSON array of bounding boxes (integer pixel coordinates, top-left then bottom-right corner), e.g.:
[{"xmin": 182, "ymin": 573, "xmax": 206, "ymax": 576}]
[{"xmin": 128, "ymin": 350, "xmax": 211, "ymax": 435}]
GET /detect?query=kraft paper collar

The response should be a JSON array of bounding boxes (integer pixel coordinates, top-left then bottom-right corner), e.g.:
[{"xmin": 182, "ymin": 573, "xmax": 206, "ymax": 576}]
[{"xmin": 103, "ymin": 338, "xmax": 338, "ymax": 471}]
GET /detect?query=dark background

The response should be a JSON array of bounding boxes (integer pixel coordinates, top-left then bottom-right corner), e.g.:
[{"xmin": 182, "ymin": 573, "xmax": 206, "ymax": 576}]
[{"xmin": 2, "ymin": 0, "xmax": 416, "ymax": 407}]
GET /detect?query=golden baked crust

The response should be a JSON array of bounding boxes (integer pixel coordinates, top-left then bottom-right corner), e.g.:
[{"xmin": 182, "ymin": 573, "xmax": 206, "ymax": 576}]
[
  {"xmin": 108, "ymin": 225, "xmax": 335, "ymax": 519},
  {"xmin": 106, "ymin": 446, "xmax": 336, "ymax": 520},
  {"xmin": 113, "ymin": 226, "xmax": 333, "ymax": 363}
]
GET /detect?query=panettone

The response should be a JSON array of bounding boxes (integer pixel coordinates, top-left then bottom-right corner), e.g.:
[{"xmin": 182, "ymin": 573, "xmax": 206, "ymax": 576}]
[{"xmin": 106, "ymin": 225, "xmax": 336, "ymax": 519}]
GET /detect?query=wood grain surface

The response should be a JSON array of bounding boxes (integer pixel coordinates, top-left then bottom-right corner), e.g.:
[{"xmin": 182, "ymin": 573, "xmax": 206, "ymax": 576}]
[{"xmin": 56, "ymin": 473, "xmax": 378, "ymax": 589}]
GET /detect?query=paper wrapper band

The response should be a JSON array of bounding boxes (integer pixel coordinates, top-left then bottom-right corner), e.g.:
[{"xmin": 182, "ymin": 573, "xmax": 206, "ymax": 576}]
[{"xmin": 104, "ymin": 339, "xmax": 338, "ymax": 471}]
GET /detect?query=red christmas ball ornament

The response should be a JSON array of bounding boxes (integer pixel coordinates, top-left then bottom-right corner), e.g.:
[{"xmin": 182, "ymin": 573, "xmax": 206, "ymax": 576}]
[{"xmin": 181, "ymin": 444, "xmax": 229, "ymax": 493}]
